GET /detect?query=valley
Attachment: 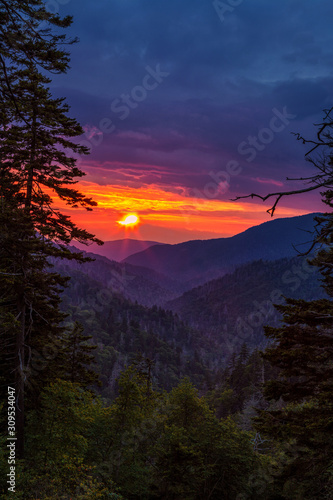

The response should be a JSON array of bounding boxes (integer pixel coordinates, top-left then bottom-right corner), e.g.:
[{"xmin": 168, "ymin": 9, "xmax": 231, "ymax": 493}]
[{"xmin": 55, "ymin": 213, "xmax": 325, "ymax": 397}]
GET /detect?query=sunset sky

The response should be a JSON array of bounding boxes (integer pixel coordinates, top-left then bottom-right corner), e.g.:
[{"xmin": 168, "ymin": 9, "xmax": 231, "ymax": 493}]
[{"xmin": 51, "ymin": 0, "xmax": 332, "ymax": 244}]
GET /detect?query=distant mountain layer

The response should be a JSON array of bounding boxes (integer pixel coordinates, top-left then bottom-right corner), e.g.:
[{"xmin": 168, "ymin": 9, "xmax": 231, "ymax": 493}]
[
  {"xmin": 74, "ymin": 239, "xmax": 162, "ymax": 262},
  {"xmin": 54, "ymin": 247, "xmax": 184, "ymax": 307},
  {"xmin": 124, "ymin": 213, "xmax": 321, "ymax": 287}
]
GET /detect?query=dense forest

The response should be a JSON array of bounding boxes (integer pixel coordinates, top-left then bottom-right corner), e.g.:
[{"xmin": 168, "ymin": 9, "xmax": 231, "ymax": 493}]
[{"xmin": 1, "ymin": 2, "xmax": 333, "ymax": 499}]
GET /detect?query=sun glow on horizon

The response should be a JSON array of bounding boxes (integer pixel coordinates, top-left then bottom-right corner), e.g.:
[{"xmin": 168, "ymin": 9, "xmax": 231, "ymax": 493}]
[
  {"xmin": 117, "ymin": 214, "xmax": 139, "ymax": 226},
  {"xmin": 49, "ymin": 181, "xmax": 312, "ymax": 242}
]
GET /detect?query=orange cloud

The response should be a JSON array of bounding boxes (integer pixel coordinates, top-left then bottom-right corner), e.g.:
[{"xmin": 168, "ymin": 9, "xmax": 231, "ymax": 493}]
[{"xmin": 50, "ymin": 181, "xmax": 312, "ymax": 243}]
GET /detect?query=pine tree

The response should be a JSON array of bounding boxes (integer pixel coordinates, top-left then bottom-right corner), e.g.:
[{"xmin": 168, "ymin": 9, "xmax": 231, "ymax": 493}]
[
  {"xmin": 1, "ymin": 64, "xmax": 100, "ymax": 246},
  {"xmin": 255, "ymin": 296, "xmax": 333, "ymax": 498},
  {"xmin": 0, "ymin": 0, "xmax": 75, "ymax": 95},
  {"xmin": 58, "ymin": 322, "xmax": 100, "ymax": 389},
  {"xmin": 0, "ymin": 2, "xmax": 102, "ymax": 458}
]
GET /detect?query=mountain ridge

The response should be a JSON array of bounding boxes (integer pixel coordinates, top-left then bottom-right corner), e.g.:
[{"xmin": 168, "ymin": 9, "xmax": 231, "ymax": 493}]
[
  {"xmin": 74, "ymin": 238, "xmax": 163, "ymax": 262},
  {"xmin": 123, "ymin": 213, "xmax": 321, "ymax": 286},
  {"xmin": 54, "ymin": 245, "xmax": 185, "ymax": 307}
]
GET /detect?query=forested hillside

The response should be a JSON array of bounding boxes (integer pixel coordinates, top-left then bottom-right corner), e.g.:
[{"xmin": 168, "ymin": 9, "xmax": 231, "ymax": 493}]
[
  {"xmin": 52, "ymin": 249, "xmax": 329, "ymax": 406},
  {"xmin": 55, "ymin": 250, "xmax": 327, "ymax": 379},
  {"xmin": 55, "ymin": 246, "xmax": 184, "ymax": 306},
  {"xmin": 59, "ymin": 265, "xmax": 213, "ymax": 397},
  {"xmin": 167, "ymin": 255, "xmax": 327, "ymax": 354}
]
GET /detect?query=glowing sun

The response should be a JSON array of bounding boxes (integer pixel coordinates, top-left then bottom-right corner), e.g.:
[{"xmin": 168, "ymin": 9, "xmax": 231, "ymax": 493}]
[{"xmin": 117, "ymin": 214, "xmax": 139, "ymax": 226}]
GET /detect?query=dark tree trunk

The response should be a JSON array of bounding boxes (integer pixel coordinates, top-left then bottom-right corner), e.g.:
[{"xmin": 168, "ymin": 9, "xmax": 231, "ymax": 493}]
[{"xmin": 15, "ymin": 301, "xmax": 26, "ymax": 459}]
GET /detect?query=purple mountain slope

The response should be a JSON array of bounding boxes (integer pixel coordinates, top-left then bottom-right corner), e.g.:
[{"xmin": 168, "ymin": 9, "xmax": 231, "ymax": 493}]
[
  {"xmin": 74, "ymin": 238, "xmax": 163, "ymax": 262},
  {"xmin": 123, "ymin": 213, "xmax": 321, "ymax": 286}
]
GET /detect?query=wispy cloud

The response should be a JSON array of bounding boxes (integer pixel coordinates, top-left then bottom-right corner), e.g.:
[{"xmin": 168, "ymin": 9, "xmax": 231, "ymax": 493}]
[{"xmin": 252, "ymin": 177, "xmax": 284, "ymax": 187}]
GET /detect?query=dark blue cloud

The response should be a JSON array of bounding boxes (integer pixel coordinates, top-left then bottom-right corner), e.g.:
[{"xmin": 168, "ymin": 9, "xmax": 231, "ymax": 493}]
[{"xmin": 50, "ymin": 0, "xmax": 333, "ymax": 200}]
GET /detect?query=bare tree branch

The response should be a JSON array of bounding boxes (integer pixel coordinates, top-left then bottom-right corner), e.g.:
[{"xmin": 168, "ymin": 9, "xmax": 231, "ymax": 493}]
[
  {"xmin": 233, "ymin": 107, "xmax": 333, "ymax": 221},
  {"xmin": 232, "ymin": 181, "xmax": 333, "ymax": 217}
]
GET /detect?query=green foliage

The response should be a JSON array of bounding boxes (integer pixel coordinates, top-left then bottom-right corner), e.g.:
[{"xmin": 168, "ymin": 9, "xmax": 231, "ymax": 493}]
[
  {"xmin": 78, "ymin": 366, "xmax": 262, "ymax": 500},
  {"xmin": 0, "ymin": 355, "xmax": 277, "ymax": 499},
  {"xmin": 85, "ymin": 363, "xmax": 163, "ymax": 498},
  {"xmin": 208, "ymin": 348, "xmax": 278, "ymax": 423},
  {"xmin": 26, "ymin": 380, "xmax": 99, "ymax": 465},
  {"xmin": 152, "ymin": 379, "xmax": 259, "ymax": 499},
  {"xmin": 21, "ymin": 380, "xmax": 121, "ymax": 499}
]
